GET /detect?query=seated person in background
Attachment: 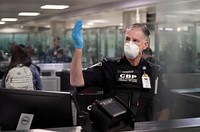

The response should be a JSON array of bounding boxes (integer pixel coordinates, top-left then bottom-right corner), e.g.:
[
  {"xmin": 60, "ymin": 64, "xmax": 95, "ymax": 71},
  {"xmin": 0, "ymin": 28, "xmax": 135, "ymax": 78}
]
[
  {"xmin": 63, "ymin": 48, "xmax": 72, "ymax": 63},
  {"xmin": 142, "ymin": 47, "xmax": 156, "ymax": 64},
  {"xmin": 0, "ymin": 50, "xmax": 6, "ymax": 61},
  {"xmin": 1, "ymin": 45, "xmax": 42, "ymax": 90},
  {"xmin": 56, "ymin": 48, "xmax": 65, "ymax": 63},
  {"xmin": 70, "ymin": 20, "xmax": 170, "ymax": 123},
  {"xmin": 46, "ymin": 36, "xmax": 63, "ymax": 63}
]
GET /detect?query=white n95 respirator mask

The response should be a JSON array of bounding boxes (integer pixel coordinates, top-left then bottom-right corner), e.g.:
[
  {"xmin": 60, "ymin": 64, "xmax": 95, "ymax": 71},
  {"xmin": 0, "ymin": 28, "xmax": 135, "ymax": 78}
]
[{"xmin": 124, "ymin": 41, "xmax": 139, "ymax": 59}]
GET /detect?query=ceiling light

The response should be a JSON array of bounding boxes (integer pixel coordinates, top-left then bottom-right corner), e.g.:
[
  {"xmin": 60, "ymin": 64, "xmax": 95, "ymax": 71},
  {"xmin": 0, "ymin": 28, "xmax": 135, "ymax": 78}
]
[
  {"xmin": 0, "ymin": 21, "xmax": 5, "ymax": 24},
  {"xmin": 41, "ymin": 5, "xmax": 69, "ymax": 9},
  {"xmin": 165, "ymin": 27, "xmax": 173, "ymax": 31},
  {"xmin": 87, "ymin": 22, "xmax": 94, "ymax": 25},
  {"xmin": 177, "ymin": 26, "xmax": 188, "ymax": 32},
  {"xmin": 165, "ymin": 15, "xmax": 177, "ymax": 18},
  {"xmin": 44, "ymin": 25, "xmax": 51, "ymax": 28},
  {"xmin": 1, "ymin": 18, "xmax": 18, "ymax": 21},
  {"xmin": 18, "ymin": 12, "xmax": 40, "ymax": 16},
  {"xmin": 92, "ymin": 20, "xmax": 107, "ymax": 23}
]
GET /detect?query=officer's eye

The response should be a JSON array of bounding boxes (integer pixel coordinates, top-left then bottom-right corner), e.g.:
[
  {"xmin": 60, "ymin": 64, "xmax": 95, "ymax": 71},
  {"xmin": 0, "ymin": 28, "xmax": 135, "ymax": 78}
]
[
  {"xmin": 133, "ymin": 39, "xmax": 138, "ymax": 42},
  {"xmin": 126, "ymin": 37, "xmax": 130, "ymax": 42}
]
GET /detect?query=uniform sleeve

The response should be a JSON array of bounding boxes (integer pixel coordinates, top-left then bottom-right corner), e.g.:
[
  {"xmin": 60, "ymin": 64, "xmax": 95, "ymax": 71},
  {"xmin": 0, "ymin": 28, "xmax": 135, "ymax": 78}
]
[
  {"xmin": 83, "ymin": 61, "xmax": 105, "ymax": 88},
  {"xmin": 156, "ymin": 67, "xmax": 170, "ymax": 111}
]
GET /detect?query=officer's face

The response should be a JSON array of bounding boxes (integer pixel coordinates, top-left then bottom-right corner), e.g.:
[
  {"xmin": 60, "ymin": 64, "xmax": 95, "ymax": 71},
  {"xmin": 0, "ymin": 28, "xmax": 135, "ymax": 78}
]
[{"xmin": 125, "ymin": 28, "xmax": 148, "ymax": 53}]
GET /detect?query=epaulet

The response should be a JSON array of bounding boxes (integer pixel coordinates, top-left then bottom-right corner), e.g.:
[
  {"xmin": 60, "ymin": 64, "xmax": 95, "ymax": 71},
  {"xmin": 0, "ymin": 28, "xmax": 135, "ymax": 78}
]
[
  {"xmin": 114, "ymin": 57, "xmax": 121, "ymax": 63},
  {"xmin": 102, "ymin": 58, "xmax": 115, "ymax": 63},
  {"xmin": 88, "ymin": 58, "xmax": 113, "ymax": 69},
  {"xmin": 88, "ymin": 62, "xmax": 102, "ymax": 69}
]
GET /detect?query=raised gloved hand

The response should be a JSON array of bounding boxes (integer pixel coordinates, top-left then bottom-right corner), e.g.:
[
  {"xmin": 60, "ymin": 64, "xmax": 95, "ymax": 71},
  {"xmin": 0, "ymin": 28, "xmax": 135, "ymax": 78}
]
[{"xmin": 72, "ymin": 19, "xmax": 84, "ymax": 49}]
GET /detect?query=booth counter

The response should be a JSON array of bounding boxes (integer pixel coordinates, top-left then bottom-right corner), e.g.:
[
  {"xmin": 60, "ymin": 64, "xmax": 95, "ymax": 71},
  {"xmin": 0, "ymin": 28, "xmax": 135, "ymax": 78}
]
[{"xmin": 3, "ymin": 117, "xmax": 200, "ymax": 132}]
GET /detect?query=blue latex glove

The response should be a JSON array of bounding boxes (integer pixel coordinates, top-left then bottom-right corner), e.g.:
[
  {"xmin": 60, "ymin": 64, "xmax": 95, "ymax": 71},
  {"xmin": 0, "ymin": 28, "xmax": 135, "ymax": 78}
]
[{"xmin": 72, "ymin": 19, "xmax": 84, "ymax": 49}]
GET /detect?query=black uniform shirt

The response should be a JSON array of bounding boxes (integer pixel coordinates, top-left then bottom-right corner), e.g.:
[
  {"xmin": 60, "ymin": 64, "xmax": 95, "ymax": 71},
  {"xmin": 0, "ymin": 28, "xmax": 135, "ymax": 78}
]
[{"xmin": 82, "ymin": 56, "xmax": 169, "ymax": 121}]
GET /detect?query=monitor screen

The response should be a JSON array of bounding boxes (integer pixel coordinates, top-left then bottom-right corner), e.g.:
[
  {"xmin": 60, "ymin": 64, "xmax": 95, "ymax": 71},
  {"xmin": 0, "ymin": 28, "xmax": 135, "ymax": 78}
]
[{"xmin": 0, "ymin": 88, "xmax": 74, "ymax": 131}]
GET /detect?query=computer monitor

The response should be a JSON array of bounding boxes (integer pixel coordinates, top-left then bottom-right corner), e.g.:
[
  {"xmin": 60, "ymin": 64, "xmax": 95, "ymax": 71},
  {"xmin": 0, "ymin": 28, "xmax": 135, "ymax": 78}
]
[{"xmin": 0, "ymin": 88, "xmax": 74, "ymax": 131}]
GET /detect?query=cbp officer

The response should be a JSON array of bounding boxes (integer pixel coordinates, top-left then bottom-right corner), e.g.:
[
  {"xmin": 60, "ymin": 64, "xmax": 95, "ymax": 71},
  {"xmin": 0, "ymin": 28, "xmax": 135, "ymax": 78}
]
[{"xmin": 70, "ymin": 20, "xmax": 170, "ymax": 122}]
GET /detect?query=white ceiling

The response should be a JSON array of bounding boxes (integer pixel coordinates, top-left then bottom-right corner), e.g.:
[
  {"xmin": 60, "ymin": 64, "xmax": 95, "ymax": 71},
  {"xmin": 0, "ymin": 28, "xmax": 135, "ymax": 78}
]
[
  {"xmin": 1, "ymin": 0, "xmax": 200, "ymax": 29},
  {"xmin": 0, "ymin": 0, "xmax": 159, "ymax": 29}
]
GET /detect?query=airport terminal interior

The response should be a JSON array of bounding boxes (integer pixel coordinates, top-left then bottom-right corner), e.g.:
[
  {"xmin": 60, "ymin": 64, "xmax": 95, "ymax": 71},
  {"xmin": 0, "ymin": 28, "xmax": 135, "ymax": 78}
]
[{"xmin": 1, "ymin": 0, "xmax": 200, "ymax": 131}]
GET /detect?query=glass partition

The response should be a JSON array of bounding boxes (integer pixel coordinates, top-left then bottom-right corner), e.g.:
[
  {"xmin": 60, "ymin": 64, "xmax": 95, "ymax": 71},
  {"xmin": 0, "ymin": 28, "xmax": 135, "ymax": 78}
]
[
  {"xmin": 65, "ymin": 26, "xmax": 124, "ymax": 67},
  {"xmin": 156, "ymin": 23, "xmax": 196, "ymax": 73},
  {"xmin": 0, "ymin": 23, "xmax": 200, "ymax": 74}
]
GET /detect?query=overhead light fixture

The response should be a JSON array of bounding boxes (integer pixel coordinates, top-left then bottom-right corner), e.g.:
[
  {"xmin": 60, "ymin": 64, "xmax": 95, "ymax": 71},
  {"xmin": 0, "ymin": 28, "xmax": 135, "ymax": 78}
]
[
  {"xmin": 165, "ymin": 27, "xmax": 173, "ymax": 31},
  {"xmin": 44, "ymin": 25, "xmax": 51, "ymax": 28},
  {"xmin": 18, "ymin": 12, "xmax": 40, "ymax": 16},
  {"xmin": 91, "ymin": 20, "xmax": 107, "ymax": 23},
  {"xmin": 41, "ymin": 5, "xmax": 69, "ymax": 9},
  {"xmin": 177, "ymin": 26, "xmax": 189, "ymax": 32},
  {"xmin": 0, "ymin": 21, "xmax": 6, "ymax": 24},
  {"xmin": 1, "ymin": 18, "xmax": 18, "ymax": 21},
  {"xmin": 165, "ymin": 15, "xmax": 177, "ymax": 18},
  {"xmin": 87, "ymin": 22, "xmax": 94, "ymax": 25}
]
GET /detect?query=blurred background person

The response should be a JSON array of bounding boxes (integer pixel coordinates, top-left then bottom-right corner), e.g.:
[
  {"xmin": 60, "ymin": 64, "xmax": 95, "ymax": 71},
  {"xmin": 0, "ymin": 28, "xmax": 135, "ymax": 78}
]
[
  {"xmin": 45, "ymin": 36, "xmax": 63, "ymax": 63},
  {"xmin": 0, "ymin": 50, "xmax": 6, "ymax": 61},
  {"xmin": 63, "ymin": 48, "xmax": 72, "ymax": 63},
  {"xmin": 1, "ymin": 44, "xmax": 42, "ymax": 90}
]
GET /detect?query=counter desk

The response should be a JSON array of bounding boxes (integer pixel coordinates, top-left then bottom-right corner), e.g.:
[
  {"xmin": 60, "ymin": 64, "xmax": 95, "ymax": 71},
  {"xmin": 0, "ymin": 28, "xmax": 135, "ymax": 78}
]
[
  {"xmin": 170, "ymin": 88, "xmax": 200, "ymax": 119},
  {"xmin": 3, "ymin": 117, "xmax": 200, "ymax": 132}
]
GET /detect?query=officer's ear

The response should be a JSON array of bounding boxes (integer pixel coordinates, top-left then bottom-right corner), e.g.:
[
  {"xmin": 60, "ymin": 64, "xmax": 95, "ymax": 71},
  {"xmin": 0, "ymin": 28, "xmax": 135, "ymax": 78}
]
[{"xmin": 143, "ymin": 41, "xmax": 149, "ymax": 50}]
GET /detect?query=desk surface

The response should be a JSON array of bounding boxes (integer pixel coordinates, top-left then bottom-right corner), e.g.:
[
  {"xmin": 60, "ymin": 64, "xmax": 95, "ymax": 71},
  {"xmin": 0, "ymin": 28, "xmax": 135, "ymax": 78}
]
[
  {"xmin": 171, "ymin": 88, "xmax": 200, "ymax": 102},
  {"xmin": 171, "ymin": 88, "xmax": 200, "ymax": 94},
  {"xmin": 3, "ymin": 117, "xmax": 200, "ymax": 132},
  {"xmin": 134, "ymin": 117, "xmax": 200, "ymax": 131},
  {"xmin": 3, "ymin": 126, "xmax": 82, "ymax": 132}
]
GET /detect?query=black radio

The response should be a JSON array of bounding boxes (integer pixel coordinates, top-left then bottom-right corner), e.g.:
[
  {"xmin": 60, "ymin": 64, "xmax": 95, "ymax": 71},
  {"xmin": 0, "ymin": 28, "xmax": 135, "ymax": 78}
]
[{"xmin": 89, "ymin": 96, "xmax": 135, "ymax": 132}]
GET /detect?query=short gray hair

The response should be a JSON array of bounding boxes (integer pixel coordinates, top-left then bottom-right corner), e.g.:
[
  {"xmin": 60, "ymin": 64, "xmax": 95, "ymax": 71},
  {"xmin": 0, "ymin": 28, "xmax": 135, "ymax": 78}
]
[{"xmin": 126, "ymin": 23, "xmax": 150, "ymax": 41}]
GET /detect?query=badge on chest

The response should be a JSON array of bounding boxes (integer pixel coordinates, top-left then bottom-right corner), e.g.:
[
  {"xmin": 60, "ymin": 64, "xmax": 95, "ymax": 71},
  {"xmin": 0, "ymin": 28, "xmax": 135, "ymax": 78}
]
[
  {"xmin": 142, "ymin": 66, "xmax": 151, "ymax": 89},
  {"xmin": 142, "ymin": 73, "xmax": 151, "ymax": 89}
]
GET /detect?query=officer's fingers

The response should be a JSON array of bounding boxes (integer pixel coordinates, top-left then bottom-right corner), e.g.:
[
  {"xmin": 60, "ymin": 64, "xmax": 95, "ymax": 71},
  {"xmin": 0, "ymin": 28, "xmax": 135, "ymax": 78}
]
[
  {"xmin": 74, "ymin": 20, "xmax": 82, "ymax": 29},
  {"xmin": 75, "ymin": 25, "xmax": 82, "ymax": 31},
  {"xmin": 72, "ymin": 25, "xmax": 82, "ymax": 34},
  {"xmin": 76, "ymin": 19, "xmax": 82, "ymax": 26}
]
